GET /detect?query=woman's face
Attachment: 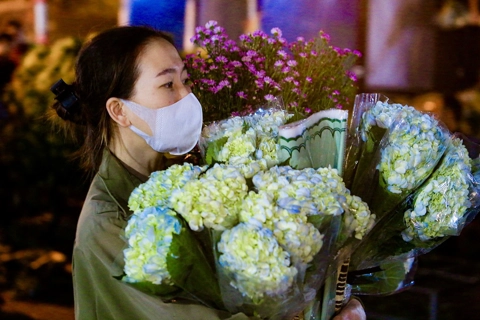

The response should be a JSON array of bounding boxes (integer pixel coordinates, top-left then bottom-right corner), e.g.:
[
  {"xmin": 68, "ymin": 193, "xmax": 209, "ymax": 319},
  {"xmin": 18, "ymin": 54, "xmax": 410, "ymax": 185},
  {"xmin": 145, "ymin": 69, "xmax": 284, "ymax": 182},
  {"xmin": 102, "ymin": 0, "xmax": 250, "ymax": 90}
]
[{"xmin": 124, "ymin": 38, "xmax": 192, "ymax": 134}]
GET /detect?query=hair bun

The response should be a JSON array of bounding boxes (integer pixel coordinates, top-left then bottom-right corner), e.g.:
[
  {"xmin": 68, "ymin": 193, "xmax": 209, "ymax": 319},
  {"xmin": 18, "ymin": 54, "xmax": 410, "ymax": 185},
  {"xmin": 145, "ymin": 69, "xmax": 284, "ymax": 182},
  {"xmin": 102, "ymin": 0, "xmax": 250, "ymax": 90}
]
[{"xmin": 51, "ymin": 79, "xmax": 81, "ymax": 122}]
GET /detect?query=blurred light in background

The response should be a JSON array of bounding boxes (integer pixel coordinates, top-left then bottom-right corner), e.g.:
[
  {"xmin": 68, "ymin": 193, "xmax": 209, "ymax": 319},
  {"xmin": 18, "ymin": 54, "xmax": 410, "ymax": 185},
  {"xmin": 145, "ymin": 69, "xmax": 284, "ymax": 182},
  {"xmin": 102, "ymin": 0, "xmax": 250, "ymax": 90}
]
[
  {"xmin": 34, "ymin": 0, "xmax": 47, "ymax": 44},
  {"xmin": 128, "ymin": 0, "xmax": 187, "ymax": 49}
]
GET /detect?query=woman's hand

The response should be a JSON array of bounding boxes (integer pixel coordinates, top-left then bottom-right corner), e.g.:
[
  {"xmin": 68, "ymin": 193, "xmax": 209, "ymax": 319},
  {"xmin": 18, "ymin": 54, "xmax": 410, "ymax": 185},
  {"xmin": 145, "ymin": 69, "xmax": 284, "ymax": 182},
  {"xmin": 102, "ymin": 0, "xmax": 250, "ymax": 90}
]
[{"xmin": 332, "ymin": 297, "xmax": 366, "ymax": 320}]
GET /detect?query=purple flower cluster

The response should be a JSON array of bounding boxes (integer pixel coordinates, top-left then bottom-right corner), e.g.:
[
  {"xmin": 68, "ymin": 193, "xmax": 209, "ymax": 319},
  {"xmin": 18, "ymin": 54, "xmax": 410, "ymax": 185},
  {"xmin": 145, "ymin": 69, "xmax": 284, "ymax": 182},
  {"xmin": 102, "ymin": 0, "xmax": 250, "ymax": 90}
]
[{"xmin": 185, "ymin": 21, "xmax": 361, "ymax": 122}]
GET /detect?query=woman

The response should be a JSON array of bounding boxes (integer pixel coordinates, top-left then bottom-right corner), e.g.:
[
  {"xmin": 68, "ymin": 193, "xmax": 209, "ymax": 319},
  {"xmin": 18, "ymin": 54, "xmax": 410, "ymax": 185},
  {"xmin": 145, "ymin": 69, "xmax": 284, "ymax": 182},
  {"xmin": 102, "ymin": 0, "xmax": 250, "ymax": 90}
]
[{"xmin": 51, "ymin": 26, "xmax": 365, "ymax": 320}]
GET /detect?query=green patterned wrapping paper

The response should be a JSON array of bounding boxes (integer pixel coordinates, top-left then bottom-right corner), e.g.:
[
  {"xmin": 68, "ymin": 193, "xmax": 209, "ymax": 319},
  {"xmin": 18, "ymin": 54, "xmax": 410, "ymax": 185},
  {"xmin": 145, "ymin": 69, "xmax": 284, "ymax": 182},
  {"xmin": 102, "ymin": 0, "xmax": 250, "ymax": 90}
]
[{"xmin": 278, "ymin": 109, "xmax": 348, "ymax": 175}]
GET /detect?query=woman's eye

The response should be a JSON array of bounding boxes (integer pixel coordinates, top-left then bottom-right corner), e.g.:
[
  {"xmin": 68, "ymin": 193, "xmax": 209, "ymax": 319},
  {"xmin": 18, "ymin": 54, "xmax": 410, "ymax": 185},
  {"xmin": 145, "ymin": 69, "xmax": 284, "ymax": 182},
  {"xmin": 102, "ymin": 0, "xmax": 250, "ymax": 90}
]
[
  {"xmin": 182, "ymin": 78, "xmax": 193, "ymax": 86},
  {"xmin": 163, "ymin": 81, "xmax": 174, "ymax": 88}
]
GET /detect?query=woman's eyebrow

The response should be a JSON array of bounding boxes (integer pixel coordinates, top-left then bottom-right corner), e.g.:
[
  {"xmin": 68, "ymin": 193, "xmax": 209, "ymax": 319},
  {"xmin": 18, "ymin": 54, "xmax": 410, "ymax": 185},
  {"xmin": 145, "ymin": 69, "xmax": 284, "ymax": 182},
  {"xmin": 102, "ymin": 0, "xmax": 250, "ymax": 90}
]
[
  {"xmin": 155, "ymin": 68, "xmax": 176, "ymax": 77},
  {"xmin": 156, "ymin": 65, "xmax": 187, "ymax": 77}
]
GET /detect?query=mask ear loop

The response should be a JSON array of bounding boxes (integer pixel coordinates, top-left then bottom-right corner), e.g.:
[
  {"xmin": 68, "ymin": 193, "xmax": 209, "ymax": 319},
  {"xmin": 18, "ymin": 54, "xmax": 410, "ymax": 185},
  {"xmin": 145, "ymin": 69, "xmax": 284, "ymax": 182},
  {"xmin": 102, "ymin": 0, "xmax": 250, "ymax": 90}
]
[{"xmin": 120, "ymin": 99, "xmax": 159, "ymax": 137}]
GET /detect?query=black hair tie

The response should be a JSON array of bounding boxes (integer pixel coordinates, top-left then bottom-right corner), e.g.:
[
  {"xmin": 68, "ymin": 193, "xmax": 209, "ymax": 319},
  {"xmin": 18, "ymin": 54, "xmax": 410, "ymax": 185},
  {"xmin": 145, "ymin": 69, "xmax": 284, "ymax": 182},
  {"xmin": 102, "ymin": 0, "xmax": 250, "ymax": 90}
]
[{"xmin": 51, "ymin": 79, "xmax": 79, "ymax": 112}]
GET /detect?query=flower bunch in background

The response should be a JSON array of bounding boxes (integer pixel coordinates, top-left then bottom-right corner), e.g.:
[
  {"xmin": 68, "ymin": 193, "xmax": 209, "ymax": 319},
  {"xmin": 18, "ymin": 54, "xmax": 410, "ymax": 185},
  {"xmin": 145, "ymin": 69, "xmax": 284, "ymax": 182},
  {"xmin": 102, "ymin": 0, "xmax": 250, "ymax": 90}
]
[
  {"xmin": 184, "ymin": 21, "xmax": 360, "ymax": 122},
  {"xmin": 6, "ymin": 37, "xmax": 82, "ymax": 117},
  {"xmin": 0, "ymin": 36, "xmax": 86, "ymax": 232}
]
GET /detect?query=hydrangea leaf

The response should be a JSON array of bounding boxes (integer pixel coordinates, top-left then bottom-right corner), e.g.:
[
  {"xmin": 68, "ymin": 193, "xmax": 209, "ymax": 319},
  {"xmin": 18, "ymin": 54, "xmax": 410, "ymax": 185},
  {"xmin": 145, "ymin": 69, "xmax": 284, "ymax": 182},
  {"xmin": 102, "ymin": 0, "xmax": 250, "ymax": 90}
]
[
  {"xmin": 349, "ymin": 258, "xmax": 416, "ymax": 295},
  {"xmin": 167, "ymin": 217, "xmax": 224, "ymax": 309},
  {"xmin": 205, "ymin": 136, "xmax": 228, "ymax": 165}
]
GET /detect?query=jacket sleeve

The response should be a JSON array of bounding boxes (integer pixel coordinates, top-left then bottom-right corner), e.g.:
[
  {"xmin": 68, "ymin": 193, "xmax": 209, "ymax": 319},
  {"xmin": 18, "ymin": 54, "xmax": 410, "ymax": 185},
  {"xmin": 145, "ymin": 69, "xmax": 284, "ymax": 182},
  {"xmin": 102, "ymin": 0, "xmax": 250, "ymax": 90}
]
[{"xmin": 73, "ymin": 199, "xmax": 254, "ymax": 320}]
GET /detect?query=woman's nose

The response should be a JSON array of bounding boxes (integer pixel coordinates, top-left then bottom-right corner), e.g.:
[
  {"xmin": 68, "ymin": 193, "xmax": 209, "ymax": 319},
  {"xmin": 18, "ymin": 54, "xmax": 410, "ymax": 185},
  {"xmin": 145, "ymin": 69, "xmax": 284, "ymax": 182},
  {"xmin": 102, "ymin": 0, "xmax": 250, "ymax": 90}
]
[{"xmin": 175, "ymin": 82, "xmax": 192, "ymax": 102}]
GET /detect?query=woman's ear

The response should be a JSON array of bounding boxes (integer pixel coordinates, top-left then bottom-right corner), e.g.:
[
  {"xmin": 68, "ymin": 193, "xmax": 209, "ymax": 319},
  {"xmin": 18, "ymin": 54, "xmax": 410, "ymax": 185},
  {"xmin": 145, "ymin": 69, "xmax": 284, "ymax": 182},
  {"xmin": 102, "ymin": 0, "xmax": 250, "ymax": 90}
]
[{"xmin": 106, "ymin": 98, "xmax": 131, "ymax": 127}]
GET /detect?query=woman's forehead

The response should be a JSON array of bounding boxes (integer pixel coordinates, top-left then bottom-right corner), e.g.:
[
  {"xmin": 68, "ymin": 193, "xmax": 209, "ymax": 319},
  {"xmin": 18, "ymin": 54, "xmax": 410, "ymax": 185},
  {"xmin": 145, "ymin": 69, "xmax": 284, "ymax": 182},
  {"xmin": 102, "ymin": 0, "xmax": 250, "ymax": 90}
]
[{"xmin": 137, "ymin": 39, "xmax": 183, "ymax": 74}]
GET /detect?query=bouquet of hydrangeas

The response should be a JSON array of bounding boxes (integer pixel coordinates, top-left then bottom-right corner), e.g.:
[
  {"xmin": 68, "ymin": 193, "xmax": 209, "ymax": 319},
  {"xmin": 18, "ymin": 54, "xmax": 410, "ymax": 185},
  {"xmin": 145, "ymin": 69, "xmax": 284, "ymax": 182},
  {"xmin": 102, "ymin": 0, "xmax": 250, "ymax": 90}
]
[
  {"xmin": 343, "ymin": 94, "xmax": 480, "ymax": 295},
  {"xmin": 344, "ymin": 94, "xmax": 451, "ymax": 221},
  {"xmin": 120, "ymin": 105, "xmax": 376, "ymax": 319},
  {"xmin": 184, "ymin": 20, "xmax": 360, "ymax": 123},
  {"xmin": 350, "ymin": 134, "xmax": 480, "ymax": 270}
]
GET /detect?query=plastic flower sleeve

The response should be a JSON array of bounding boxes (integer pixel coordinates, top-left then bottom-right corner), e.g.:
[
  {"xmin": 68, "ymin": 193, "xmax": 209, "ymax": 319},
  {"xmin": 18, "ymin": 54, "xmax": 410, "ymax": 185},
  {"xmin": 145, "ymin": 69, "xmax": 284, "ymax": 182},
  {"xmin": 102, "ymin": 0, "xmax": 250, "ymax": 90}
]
[
  {"xmin": 121, "ymin": 101, "xmax": 383, "ymax": 318},
  {"xmin": 210, "ymin": 165, "xmax": 350, "ymax": 319},
  {"xmin": 348, "ymin": 257, "xmax": 417, "ymax": 296},
  {"xmin": 213, "ymin": 205, "xmax": 340, "ymax": 319},
  {"xmin": 346, "ymin": 96, "xmax": 451, "ymax": 222},
  {"xmin": 214, "ymin": 222, "xmax": 303, "ymax": 319},
  {"xmin": 349, "ymin": 134, "xmax": 480, "ymax": 271},
  {"xmin": 343, "ymin": 93, "xmax": 389, "ymax": 190}
]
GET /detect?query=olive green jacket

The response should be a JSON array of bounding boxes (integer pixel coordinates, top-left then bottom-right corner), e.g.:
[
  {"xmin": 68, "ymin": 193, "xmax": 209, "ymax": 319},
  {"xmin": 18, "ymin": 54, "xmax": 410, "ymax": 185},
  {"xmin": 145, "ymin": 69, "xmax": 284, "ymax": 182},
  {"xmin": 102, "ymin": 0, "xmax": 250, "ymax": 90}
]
[{"xmin": 72, "ymin": 150, "xmax": 251, "ymax": 320}]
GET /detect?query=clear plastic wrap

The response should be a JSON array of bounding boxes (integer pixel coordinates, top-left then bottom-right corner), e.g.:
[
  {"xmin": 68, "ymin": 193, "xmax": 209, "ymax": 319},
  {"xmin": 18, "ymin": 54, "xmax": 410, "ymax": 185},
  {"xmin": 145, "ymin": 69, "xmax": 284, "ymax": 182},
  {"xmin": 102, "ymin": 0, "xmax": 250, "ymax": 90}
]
[
  {"xmin": 344, "ymin": 93, "xmax": 451, "ymax": 222},
  {"xmin": 349, "ymin": 134, "xmax": 480, "ymax": 272},
  {"xmin": 344, "ymin": 93, "xmax": 480, "ymax": 298}
]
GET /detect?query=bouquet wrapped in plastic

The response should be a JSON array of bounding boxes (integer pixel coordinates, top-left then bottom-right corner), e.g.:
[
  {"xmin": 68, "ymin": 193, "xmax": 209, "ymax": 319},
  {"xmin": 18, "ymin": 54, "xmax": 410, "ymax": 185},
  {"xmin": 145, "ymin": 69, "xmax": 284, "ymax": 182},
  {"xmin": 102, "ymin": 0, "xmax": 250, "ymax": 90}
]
[
  {"xmin": 119, "ymin": 105, "xmax": 375, "ymax": 319},
  {"xmin": 343, "ymin": 93, "xmax": 480, "ymax": 295},
  {"xmin": 344, "ymin": 94, "xmax": 451, "ymax": 221}
]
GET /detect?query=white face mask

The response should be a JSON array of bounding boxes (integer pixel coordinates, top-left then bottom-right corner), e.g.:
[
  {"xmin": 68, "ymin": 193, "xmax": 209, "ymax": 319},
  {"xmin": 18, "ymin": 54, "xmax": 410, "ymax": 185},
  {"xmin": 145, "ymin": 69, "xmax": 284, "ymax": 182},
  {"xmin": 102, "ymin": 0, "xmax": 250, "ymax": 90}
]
[{"xmin": 120, "ymin": 93, "xmax": 203, "ymax": 155}]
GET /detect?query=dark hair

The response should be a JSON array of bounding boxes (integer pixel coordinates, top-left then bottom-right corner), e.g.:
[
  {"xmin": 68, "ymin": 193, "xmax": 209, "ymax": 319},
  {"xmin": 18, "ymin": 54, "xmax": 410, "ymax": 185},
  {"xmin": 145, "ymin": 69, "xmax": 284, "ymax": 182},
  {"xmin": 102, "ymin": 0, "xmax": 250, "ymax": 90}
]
[
  {"xmin": 50, "ymin": 26, "xmax": 175, "ymax": 175},
  {"xmin": 0, "ymin": 33, "xmax": 13, "ymax": 43},
  {"xmin": 7, "ymin": 20, "xmax": 22, "ymax": 30}
]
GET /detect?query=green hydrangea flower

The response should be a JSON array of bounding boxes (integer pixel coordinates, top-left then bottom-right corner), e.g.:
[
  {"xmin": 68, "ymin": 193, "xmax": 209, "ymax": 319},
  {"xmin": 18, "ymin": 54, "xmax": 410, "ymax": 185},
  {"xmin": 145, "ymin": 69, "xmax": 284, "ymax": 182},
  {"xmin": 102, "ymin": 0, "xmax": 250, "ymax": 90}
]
[
  {"xmin": 123, "ymin": 206, "xmax": 180, "ymax": 285},
  {"xmin": 128, "ymin": 163, "xmax": 206, "ymax": 214},
  {"xmin": 344, "ymin": 194, "xmax": 376, "ymax": 240},
  {"xmin": 239, "ymin": 190, "xmax": 323, "ymax": 264},
  {"xmin": 217, "ymin": 222, "xmax": 297, "ymax": 303},
  {"xmin": 170, "ymin": 164, "xmax": 248, "ymax": 231},
  {"xmin": 363, "ymin": 101, "xmax": 449, "ymax": 195},
  {"xmin": 201, "ymin": 109, "xmax": 292, "ymax": 171},
  {"xmin": 402, "ymin": 137, "xmax": 472, "ymax": 241}
]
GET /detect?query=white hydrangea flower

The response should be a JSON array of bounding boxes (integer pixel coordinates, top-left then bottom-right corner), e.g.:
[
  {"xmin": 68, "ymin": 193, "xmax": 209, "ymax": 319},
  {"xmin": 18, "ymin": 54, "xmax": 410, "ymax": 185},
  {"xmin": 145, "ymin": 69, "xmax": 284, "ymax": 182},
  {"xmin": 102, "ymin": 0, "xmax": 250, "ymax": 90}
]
[
  {"xmin": 271, "ymin": 212, "xmax": 324, "ymax": 264},
  {"xmin": 256, "ymin": 135, "xmax": 280, "ymax": 167},
  {"xmin": 360, "ymin": 102, "xmax": 415, "ymax": 139},
  {"xmin": 239, "ymin": 190, "xmax": 277, "ymax": 224},
  {"xmin": 227, "ymin": 157, "xmax": 269, "ymax": 179},
  {"xmin": 239, "ymin": 190, "xmax": 323, "ymax": 264},
  {"xmin": 217, "ymin": 222, "xmax": 297, "ymax": 302},
  {"xmin": 364, "ymin": 101, "xmax": 449, "ymax": 195},
  {"xmin": 253, "ymin": 166, "xmax": 351, "ymax": 217},
  {"xmin": 201, "ymin": 109, "xmax": 291, "ymax": 169},
  {"xmin": 402, "ymin": 138, "xmax": 472, "ymax": 241},
  {"xmin": 248, "ymin": 109, "xmax": 292, "ymax": 135},
  {"xmin": 344, "ymin": 194, "xmax": 376, "ymax": 240},
  {"xmin": 170, "ymin": 164, "xmax": 248, "ymax": 231},
  {"xmin": 217, "ymin": 127, "xmax": 257, "ymax": 161},
  {"xmin": 128, "ymin": 163, "xmax": 205, "ymax": 214},
  {"xmin": 123, "ymin": 206, "xmax": 181, "ymax": 285}
]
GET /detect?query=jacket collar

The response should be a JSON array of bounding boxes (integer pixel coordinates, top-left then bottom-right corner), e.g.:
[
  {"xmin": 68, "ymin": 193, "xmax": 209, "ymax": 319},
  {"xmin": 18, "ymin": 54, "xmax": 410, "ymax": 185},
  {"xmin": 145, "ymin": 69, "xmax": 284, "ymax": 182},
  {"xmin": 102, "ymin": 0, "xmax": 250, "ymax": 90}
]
[{"xmin": 97, "ymin": 149, "xmax": 145, "ymax": 220}]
